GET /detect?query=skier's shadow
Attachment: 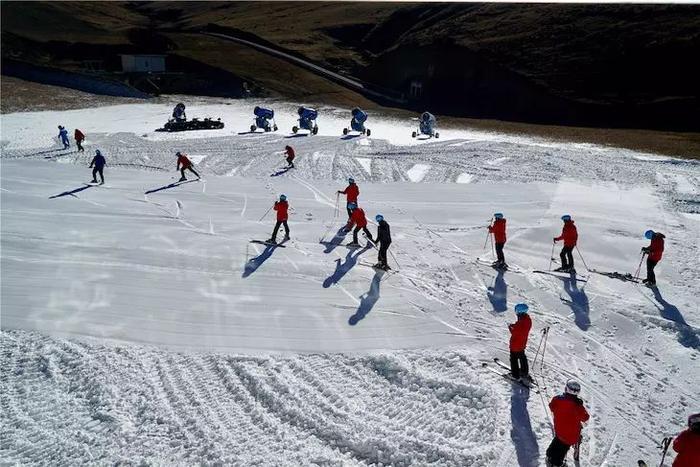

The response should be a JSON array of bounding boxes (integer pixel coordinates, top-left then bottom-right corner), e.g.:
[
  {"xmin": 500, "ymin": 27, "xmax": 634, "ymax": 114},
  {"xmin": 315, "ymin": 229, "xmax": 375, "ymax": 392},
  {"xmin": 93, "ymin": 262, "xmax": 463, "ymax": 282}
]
[
  {"xmin": 145, "ymin": 180, "xmax": 194, "ymax": 194},
  {"xmin": 652, "ymin": 288, "xmax": 700, "ymax": 349},
  {"xmin": 341, "ymin": 134, "xmax": 361, "ymax": 140},
  {"xmin": 319, "ymin": 228, "xmax": 348, "ymax": 254},
  {"xmin": 49, "ymin": 184, "xmax": 91, "ymax": 199},
  {"xmin": 322, "ymin": 246, "xmax": 370, "ymax": 288},
  {"xmin": 349, "ymin": 271, "xmax": 383, "ymax": 325},
  {"xmin": 271, "ymin": 167, "xmax": 291, "ymax": 177},
  {"xmin": 487, "ymin": 269, "xmax": 508, "ymax": 313},
  {"xmin": 242, "ymin": 244, "xmax": 277, "ymax": 278},
  {"xmin": 510, "ymin": 385, "xmax": 540, "ymax": 467},
  {"xmin": 558, "ymin": 274, "xmax": 591, "ymax": 330}
]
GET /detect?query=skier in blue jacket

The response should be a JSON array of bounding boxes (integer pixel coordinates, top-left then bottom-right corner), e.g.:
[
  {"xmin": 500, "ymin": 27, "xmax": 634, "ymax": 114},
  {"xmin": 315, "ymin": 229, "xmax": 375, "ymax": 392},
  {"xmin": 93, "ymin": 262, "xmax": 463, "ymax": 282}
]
[
  {"xmin": 58, "ymin": 126, "xmax": 70, "ymax": 149},
  {"xmin": 89, "ymin": 149, "xmax": 106, "ymax": 184}
]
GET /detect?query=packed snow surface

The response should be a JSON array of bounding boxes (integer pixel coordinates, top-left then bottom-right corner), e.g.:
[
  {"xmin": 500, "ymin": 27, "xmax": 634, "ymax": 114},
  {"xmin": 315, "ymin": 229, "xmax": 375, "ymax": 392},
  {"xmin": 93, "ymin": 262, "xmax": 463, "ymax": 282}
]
[{"xmin": 1, "ymin": 98, "xmax": 699, "ymax": 465}]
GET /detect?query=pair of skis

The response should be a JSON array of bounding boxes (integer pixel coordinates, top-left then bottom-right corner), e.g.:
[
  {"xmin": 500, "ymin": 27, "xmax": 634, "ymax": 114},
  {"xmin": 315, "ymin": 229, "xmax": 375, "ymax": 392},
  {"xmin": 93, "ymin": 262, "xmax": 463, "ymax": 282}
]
[
  {"xmin": 637, "ymin": 436, "xmax": 673, "ymax": 467},
  {"xmin": 482, "ymin": 357, "xmax": 539, "ymax": 393}
]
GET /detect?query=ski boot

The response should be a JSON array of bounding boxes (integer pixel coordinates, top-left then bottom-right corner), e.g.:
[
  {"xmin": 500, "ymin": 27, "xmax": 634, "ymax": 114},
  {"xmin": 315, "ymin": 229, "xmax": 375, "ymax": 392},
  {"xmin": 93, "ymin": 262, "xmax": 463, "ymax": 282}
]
[
  {"xmin": 283, "ymin": 235, "xmax": 290, "ymax": 241},
  {"xmin": 553, "ymin": 266, "xmax": 566, "ymax": 272},
  {"xmin": 178, "ymin": 176, "xmax": 187, "ymax": 182},
  {"xmin": 90, "ymin": 179, "xmax": 97, "ymax": 184},
  {"xmin": 346, "ymin": 241, "xmax": 360, "ymax": 247},
  {"xmin": 265, "ymin": 238, "xmax": 277, "ymax": 245}
]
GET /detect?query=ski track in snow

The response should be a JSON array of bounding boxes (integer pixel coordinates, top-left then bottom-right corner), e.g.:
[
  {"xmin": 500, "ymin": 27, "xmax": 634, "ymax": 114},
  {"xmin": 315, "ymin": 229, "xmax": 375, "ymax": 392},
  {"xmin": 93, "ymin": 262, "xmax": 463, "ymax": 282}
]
[{"xmin": 1, "ymin": 100, "xmax": 699, "ymax": 465}]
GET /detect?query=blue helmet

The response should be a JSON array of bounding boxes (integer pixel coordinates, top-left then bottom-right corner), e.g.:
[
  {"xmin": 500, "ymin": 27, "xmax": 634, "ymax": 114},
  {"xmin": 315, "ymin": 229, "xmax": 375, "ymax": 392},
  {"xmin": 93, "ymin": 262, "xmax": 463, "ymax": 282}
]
[
  {"xmin": 514, "ymin": 303, "xmax": 529, "ymax": 315},
  {"xmin": 561, "ymin": 214, "xmax": 572, "ymax": 222},
  {"xmin": 494, "ymin": 212, "xmax": 504, "ymax": 219},
  {"xmin": 645, "ymin": 229, "xmax": 654, "ymax": 240},
  {"xmin": 375, "ymin": 214, "xmax": 384, "ymax": 222},
  {"xmin": 348, "ymin": 202, "xmax": 357, "ymax": 210},
  {"xmin": 348, "ymin": 177, "xmax": 355, "ymax": 184},
  {"xmin": 95, "ymin": 149, "xmax": 102, "ymax": 156},
  {"xmin": 279, "ymin": 194, "xmax": 287, "ymax": 201}
]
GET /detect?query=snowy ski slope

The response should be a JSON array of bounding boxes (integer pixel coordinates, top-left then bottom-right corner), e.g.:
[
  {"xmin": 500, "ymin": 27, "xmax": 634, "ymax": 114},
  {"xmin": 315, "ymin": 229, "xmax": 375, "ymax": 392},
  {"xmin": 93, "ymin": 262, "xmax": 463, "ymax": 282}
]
[{"xmin": 1, "ymin": 99, "xmax": 699, "ymax": 466}]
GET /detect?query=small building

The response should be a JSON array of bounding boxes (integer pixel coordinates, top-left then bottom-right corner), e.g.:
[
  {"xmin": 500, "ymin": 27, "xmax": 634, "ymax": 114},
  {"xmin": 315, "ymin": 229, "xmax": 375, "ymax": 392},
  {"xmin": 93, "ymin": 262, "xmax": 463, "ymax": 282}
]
[{"xmin": 120, "ymin": 54, "xmax": 166, "ymax": 73}]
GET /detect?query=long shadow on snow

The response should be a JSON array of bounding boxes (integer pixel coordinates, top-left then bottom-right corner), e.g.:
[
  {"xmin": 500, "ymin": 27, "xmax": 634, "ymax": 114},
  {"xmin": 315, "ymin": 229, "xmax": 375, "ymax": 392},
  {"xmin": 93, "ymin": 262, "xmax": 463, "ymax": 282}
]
[
  {"xmin": 145, "ymin": 180, "xmax": 196, "ymax": 194},
  {"xmin": 349, "ymin": 271, "xmax": 383, "ymax": 325},
  {"xmin": 555, "ymin": 273, "xmax": 591, "ymax": 330},
  {"xmin": 651, "ymin": 287, "xmax": 700, "ymax": 349},
  {"xmin": 341, "ymin": 134, "xmax": 361, "ymax": 140},
  {"xmin": 323, "ymin": 245, "xmax": 371, "ymax": 288},
  {"xmin": 271, "ymin": 167, "xmax": 291, "ymax": 177},
  {"xmin": 510, "ymin": 385, "xmax": 539, "ymax": 467},
  {"xmin": 487, "ymin": 269, "xmax": 508, "ymax": 313},
  {"xmin": 49, "ymin": 184, "xmax": 91, "ymax": 199},
  {"xmin": 242, "ymin": 244, "xmax": 278, "ymax": 278},
  {"xmin": 284, "ymin": 134, "xmax": 309, "ymax": 139},
  {"xmin": 320, "ymin": 228, "xmax": 349, "ymax": 254}
]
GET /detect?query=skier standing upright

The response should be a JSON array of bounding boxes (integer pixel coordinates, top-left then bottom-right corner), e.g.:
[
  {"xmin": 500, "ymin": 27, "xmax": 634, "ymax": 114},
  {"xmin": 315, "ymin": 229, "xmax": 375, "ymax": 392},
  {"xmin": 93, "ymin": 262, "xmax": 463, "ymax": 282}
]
[
  {"xmin": 553, "ymin": 215, "xmax": 578, "ymax": 272},
  {"xmin": 546, "ymin": 380, "xmax": 590, "ymax": 467},
  {"xmin": 284, "ymin": 145, "xmax": 295, "ymax": 168},
  {"xmin": 176, "ymin": 151, "xmax": 200, "ymax": 182},
  {"xmin": 672, "ymin": 413, "xmax": 700, "ymax": 467},
  {"xmin": 641, "ymin": 229, "xmax": 665, "ymax": 287},
  {"xmin": 58, "ymin": 126, "xmax": 70, "ymax": 149},
  {"xmin": 374, "ymin": 214, "xmax": 392, "ymax": 270},
  {"xmin": 89, "ymin": 149, "xmax": 106, "ymax": 184},
  {"xmin": 489, "ymin": 212, "xmax": 507, "ymax": 268},
  {"xmin": 337, "ymin": 178, "xmax": 359, "ymax": 229},
  {"xmin": 509, "ymin": 303, "xmax": 532, "ymax": 382},
  {"xmin": 346, "ymin": 203, "xmax": 374, "ymax": 247},
  {"xmin": 74, "ymin": 129, "xmax": 85, "ymax": 153},
  {"xmin": 267, "ymin": 194, "xmax": 290, "ymax": 244}
]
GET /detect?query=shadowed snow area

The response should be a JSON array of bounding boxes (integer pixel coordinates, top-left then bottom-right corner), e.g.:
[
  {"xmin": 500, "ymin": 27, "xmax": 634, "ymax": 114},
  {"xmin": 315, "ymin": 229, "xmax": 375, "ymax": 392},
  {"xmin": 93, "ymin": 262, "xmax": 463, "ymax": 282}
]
[{"xmin": 1, "ymin": 99, "xmax": 699, "ymax": 465}]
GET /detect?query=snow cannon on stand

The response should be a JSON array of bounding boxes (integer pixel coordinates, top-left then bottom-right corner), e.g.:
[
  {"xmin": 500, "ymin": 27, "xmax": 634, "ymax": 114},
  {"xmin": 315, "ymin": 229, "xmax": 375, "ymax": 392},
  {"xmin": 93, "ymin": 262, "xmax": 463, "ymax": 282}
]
[
  {"xmin": 251, "ymin": 106, "xmax": 278, "ymax": 132},
  {"xmin": 412, "ymin": 111, "xmax": 439, "ymax": 139},
  {"xmin": 343, "ymin": 107, "xmax": 370, "ymax": 136},
  {"xmin": 292, "ymin": 106, "xmax": 319, "ymax": 135}
]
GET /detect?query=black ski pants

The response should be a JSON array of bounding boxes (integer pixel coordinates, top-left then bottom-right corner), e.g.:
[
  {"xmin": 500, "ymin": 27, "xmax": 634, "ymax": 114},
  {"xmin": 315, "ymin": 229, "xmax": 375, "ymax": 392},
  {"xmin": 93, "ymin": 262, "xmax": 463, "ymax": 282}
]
[
  {"xmin": 378, "ymin": 241, "xmax": 391, "ymax": 266},
  {"xmin": 646, "ymin": 258, "xmax": 658, "ymax": 284},
  {"xmin": 76, "ymin": 140, "xmax": 84, "ymax": 152},
  {"xmin": 495, "ymin": 242, "xmax": 505, "ymax": 263},
  {"xmin": 180, "ymin": 166, "xmax": 200, "ymax": 179},
  {"xmin": 546, "ymin": 437, "xmax": 571, "ymax": 467},
  {"xmin": 560, "ymin": 246, "xmax": 574, "ymax": 269},
  {"xmin": 92, "ymin": 167, "xmax": 104, "ymax": 183},
  {"xmin": 509, "ymin": 350, "xmax": 528, "ymax": 379},
  {"xmin": 353, "ymin": 225, "xmax": 373, "ymax": 244},
  {"xmin": 271, "ymin": 220, "xmax": 289, "ymax": 241}
]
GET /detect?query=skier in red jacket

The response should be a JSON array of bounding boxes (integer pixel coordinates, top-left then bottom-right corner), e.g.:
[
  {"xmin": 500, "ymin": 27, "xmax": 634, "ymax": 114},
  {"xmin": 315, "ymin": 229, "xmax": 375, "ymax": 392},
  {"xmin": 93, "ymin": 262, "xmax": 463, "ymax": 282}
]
[
  {"xmin": 553, "ymin": 214, "xmax": 578, "ymax": 273},
  {"xmin": 266, "ymin": 194, "xmax": 289, "ymax": 244},
  {"xmin": 346, "ymin": 203, "xmax": 374, "ymax": 247},
  {"xmin": 509, "ymin": 303, "xmax": 532, "ymax": 382},
  {"xmin": 337, "ymin": 177, "xmax": 360, "ymax": 229},
  {"xmin": 673, "ymin": 413, "xmax": 700, "ymax": 467},
  {"xmin": 488, "ymin": 212, "xmax": 507, "ymax": 269},
  {"xmin": 74, "ymin": 129, "xmax": 85, "ymax": 153},
  {"xmin": 546, "ymin": 380, "xmax": 590, "ymax": 467},
  {"xmin": 284, "ymin": 145, "xmax": 295, "ymax": 168},
  {"xmin": 176, "ymin": 151, "xmax": 200, "ymax": 182},
  {"xmin": 642, "ymin": 229, "xmax": 665, "ymax": 287}
]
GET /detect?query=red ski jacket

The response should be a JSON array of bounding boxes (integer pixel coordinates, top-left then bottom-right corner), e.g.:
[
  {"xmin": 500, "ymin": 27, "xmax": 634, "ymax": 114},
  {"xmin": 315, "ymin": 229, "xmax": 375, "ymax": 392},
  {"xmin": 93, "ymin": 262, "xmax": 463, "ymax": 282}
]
[
  {"xmin": 177, "ymin": 154, "xmax": 192, "ymax": 169},
  {"xmin": 673, "ymin": 429, "xmax": 700, "ymax": 467},
  {"xmin": 509, "ymin": 314, "xmax": 532, "ymax": 352},
  {"xmin": 555, "ymin": 221, "xmax": 578, "ymax": 247},
  {"xmin": 285, "ymin": 147, "xmax": 295, "ymax": 160},
  {"xmin": 341, "ymin": 184, "xmax": 359, "ymax": 203},
  {"xmin": 274, "ymin": 200, "xmax": 289, "ymax": 221},
  {"xmin": 550, "ymin": 394, "xmax": 590, "ymax": 446},
  {"xmin": 489, "ymin": 218, "xmax": 507, "ymax": 244},
  {"xmin": 648, "ymin": 234, "xmax": 665, "ymax": 262},
  {"xmin": 74, "ymin": 129, "xmax": 85, "ymax": 142},
  {"xmin": 349, "ymin": 207, "xmax": 368, "ymax": 228}
]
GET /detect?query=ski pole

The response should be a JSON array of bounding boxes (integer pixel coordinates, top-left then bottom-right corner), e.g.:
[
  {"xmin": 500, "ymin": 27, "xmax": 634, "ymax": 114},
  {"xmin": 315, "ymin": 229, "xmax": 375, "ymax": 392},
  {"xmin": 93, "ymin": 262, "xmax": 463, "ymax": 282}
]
[
  {"xmin": 490, "ymin": 231, "xmax": 495, "ymax": 258},
  {"xmin": 634, "ymin": 252, "xmax": 646, "ymax": 280},
  {"xmin": 659, "ymin": 436, "xmax": 672, "ymax": 467},
  {"xmin": 334, "ymin": 193, "xmax": 339, "ymax": 218},
  {"xmin": 575, "ymin": 245, "xmax": 590, "ymax": 271},
  {"xmin": 549, "ymin": 241, "xmax": 556, "ymax": 271},
  {"xmin": 258, "ymin": 204, "xmax": 273, "ymax": 222}
]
